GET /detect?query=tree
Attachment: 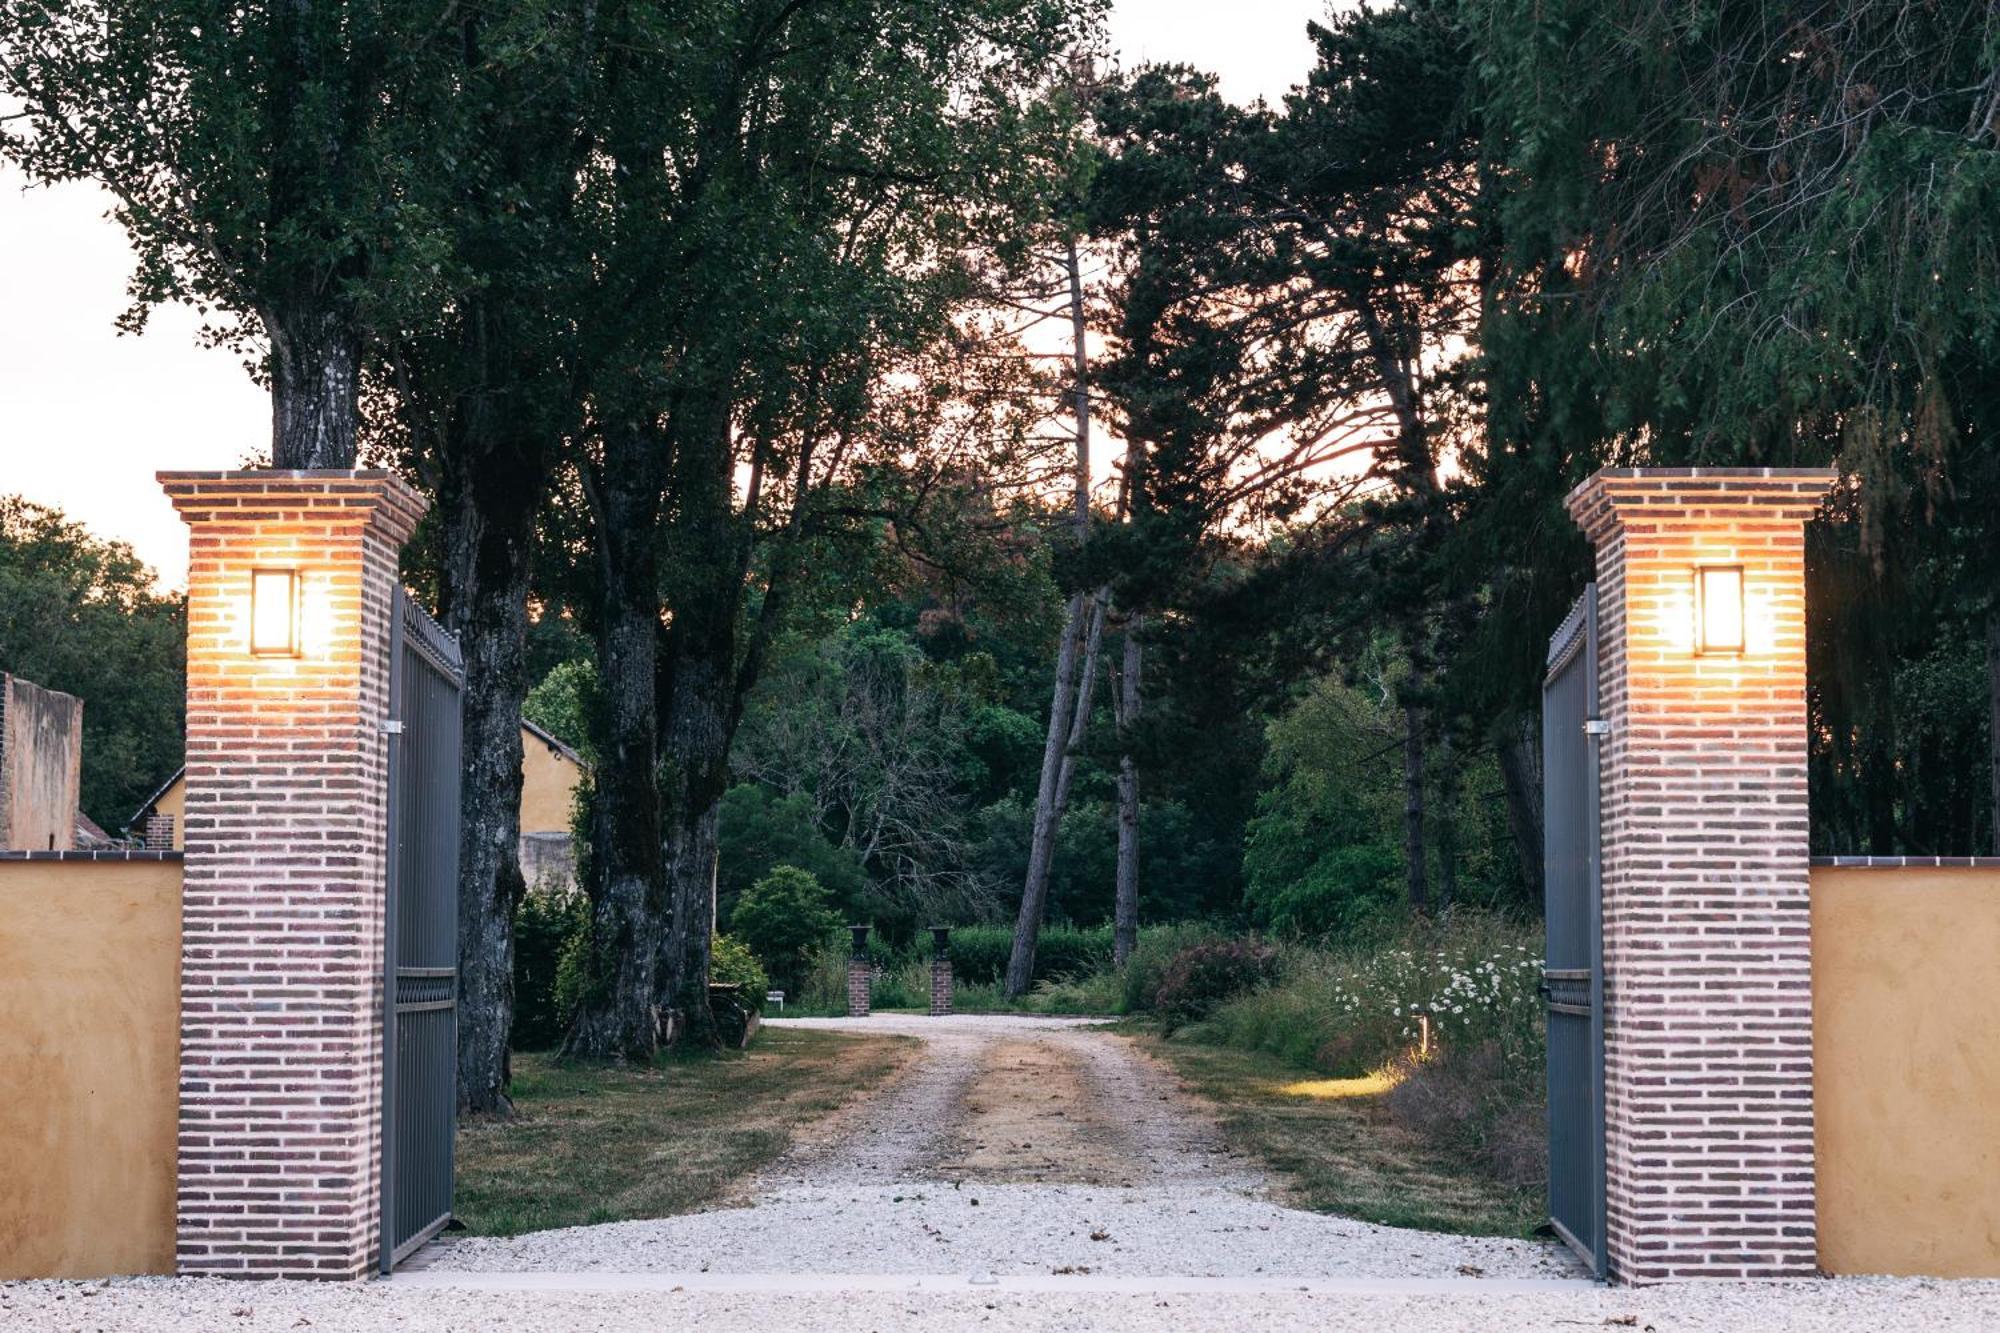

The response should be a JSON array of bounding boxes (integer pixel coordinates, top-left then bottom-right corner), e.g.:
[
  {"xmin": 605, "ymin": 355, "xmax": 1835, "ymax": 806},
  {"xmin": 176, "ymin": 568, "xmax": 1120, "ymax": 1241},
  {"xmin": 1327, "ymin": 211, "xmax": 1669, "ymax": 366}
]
[
  {"xmin": 0, "ymin": 497, "xmax": 184, "ymax": 830},
  {"xmin": 731, "ymin": 866, "xmax": 841, "ymax": 997},
  {"xmin": 1, "ymin": 0, "xmax": 455, "ymax": 466},
  {"xmin": 1467, "ymin": 0, "xmax": 2000, "ymax": 853},
  {"xmin": 551, "ymin": 0, "xmax": 1105, "ymax": 1056}
]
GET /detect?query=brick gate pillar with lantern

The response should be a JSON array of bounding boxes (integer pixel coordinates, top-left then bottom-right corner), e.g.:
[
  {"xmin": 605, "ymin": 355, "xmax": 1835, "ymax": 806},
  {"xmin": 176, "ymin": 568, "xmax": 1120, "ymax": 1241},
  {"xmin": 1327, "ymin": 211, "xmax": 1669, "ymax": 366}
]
[
  {"xmin": 163, "ymin": 470, "xmax": 426, "ymax": 1279},
  {"xmin": 1566, "ymin": 468, "xmax": 1835, "ymax": 1282}
]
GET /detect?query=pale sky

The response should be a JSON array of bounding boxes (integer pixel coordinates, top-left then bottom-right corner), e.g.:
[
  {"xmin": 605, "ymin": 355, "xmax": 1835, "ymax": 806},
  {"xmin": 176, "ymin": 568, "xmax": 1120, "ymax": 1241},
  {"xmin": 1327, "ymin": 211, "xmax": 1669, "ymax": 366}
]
[{"xmin": 0, "ymin": 1, "xmax": 1334, "ymax": 590}]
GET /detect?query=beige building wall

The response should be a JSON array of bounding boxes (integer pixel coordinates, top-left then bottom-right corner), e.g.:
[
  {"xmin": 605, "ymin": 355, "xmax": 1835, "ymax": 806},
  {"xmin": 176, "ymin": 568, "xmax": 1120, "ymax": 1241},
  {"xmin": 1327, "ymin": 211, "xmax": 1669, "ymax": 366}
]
[
  {"xmin": 1, "ymin": 674, "xmax": 84, "ymax": 852},
  {"xmin": 1814, "ymin": 862, "xmax": 2000, "ymax": 1278},
  {"xmin": 0, "ymin": 855, "xmax": 181, "ymax": 1278},
  {"xmin": 519, "ymin": 726, "xmax": 583, "ymax": 835}
]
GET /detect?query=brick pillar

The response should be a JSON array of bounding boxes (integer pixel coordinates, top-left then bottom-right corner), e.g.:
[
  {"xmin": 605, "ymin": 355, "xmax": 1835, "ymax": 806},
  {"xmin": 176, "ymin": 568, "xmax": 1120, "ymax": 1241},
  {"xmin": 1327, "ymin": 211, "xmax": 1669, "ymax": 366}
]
[
  {"xmin": 928, "ymin": 925, "xmax": 952, "ymax": 1016},
  {"xmin": 1566, "ymin": 467, "xmax": 1834, "ymax": 1283},
  {"xmin": 144, "ymin": 813, "xmax": 176, "ymax": 850},
  {"xmin": 162, "ymin": 470, "xmax": 425, "ymax": 1279}
]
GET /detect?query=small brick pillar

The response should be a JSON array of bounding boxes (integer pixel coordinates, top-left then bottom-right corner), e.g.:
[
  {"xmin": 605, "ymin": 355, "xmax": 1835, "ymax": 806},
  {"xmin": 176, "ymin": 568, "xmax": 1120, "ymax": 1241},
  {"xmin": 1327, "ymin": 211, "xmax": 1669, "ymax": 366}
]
[
  {"xmin": 162, "ymin": 470, "xmax": 425, "ymax": 1279},
  {"xmin": 928, "ymin": 925, "xmax": 953, "ymax": 1016},
  {"xmin": 845, "ymin": 924, "xmax": 872, "ymax": 1017},
  {"xmin": 143, "ymin": 813, "xmax": 176, "ymax": 850},
  {"xmin": 1566, "ymin": 467, "xmax": 1835, "ymax": 1283}
]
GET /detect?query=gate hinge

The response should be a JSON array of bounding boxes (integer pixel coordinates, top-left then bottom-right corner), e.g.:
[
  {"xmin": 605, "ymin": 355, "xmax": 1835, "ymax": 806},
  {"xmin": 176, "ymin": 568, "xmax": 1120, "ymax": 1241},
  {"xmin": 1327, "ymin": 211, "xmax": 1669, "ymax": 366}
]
[
  {"xmin": 1582, "ymin": 719, "xmax": 1611, "ymax": 738},
  {"xmin": 381, "ymin": 720, "xmax": 405, "ymax": 735}
]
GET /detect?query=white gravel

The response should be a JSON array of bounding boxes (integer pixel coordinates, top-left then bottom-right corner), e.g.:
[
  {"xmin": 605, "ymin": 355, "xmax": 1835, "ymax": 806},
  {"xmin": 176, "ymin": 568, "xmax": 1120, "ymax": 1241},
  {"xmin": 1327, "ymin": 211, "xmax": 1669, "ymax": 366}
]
[
  {"xmin": 10, "ymin": 1014, "xmax": 2000, "ymax": 1330},
  {"xmin": 423, "ymin": 1013, "xmax": 1570, "ymax": 1279}
]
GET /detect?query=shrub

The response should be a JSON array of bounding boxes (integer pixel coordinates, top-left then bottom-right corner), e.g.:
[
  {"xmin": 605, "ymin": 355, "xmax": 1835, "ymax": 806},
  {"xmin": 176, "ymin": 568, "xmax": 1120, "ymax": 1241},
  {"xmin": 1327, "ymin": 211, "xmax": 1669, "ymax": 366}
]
[
  {"xmin": 733, "ymin": 866, "xmax": 842, "ymax": 994},
  {"xmin": 709, "ymin": 933, "xmax": 770, "ymax": 1013},
  {"xmin": 1119, "ymin": 921, "xmax": 1229, "ymax": 1014},
  {"xmin": 946, "ymin": 922, "xmax": 1114, "ymax": 987},
  {"xmin": 511, "ymin": 888, "xmax": 590, "ymax": 1050},
  {"xmin": 1154, "ymin": 939, "xmax": 1279, "ymax": 1034},
  {"xmin": 1199, "ymin": 912, "xmax": 1545, "ymax": 1076}
]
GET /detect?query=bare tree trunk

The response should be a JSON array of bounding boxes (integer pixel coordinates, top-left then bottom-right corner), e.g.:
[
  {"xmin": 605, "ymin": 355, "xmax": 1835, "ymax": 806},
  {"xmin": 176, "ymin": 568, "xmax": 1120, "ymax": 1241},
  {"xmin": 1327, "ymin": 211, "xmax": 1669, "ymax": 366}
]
[
  {"xmin": 1112, "ymin": 615, "xmax": 1142, "ymax": 967},
  {"xmin": 1006, "ymin": 589, "xmax": 1089, "ymax": 996},
  {"xmin": 1495, "ymin": 712, "xmax": 1544, "ymax": 897},
  {"xmin": 1403, "ymin": 703, "xmax": 1428, "ymax": 914},
  {"xmin": 1989, "ymin": 607, "xmax": 2000, "ymax": 856},
  {"xmin": 1005, "ymin": 235, "xmax": 1095, "ymax": 998},
  {"xmin": 267, "ymin": 305, "xmax": 360, "ymax": 469},
  {"xmin": 563, "ymin": 427, "xmax": 666, "ymax": 1061}
]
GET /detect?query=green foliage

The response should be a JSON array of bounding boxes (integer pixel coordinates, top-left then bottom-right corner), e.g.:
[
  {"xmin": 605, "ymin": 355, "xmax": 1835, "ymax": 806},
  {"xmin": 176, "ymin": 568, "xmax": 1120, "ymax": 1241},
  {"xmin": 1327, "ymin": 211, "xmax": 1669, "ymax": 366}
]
[
  {"xmin": 732, "ymin": 867, "xmax": 844, "ymax": 995},
  {"xmin": 1195, "ymin": 914, "xmax": 1544, "ymax": 1080},
  {"xmin": 708, "ymin": 934, "xmax": 770, "ymax": 1015},
  {"xmin": 945, "ymin": 923, "xmax": 1113, "ymax": 986},
  {"xmin": 716, "ymin": 785, "xmax": 869, "ymax": 929},
  {"xmin": 512, "ymin": 889, "xmax": 591, "ymax": 1051},
  {"xmin": 0, "ymin": 497, "xmax": 185, "ymax": 830},
  {"xmin": 1153, "ymin": 939, "xmax": 1279, "ymax": 1035},
  {"xmin": 523, "ymin": 658, "xmax": 599, "ymax": 762}
]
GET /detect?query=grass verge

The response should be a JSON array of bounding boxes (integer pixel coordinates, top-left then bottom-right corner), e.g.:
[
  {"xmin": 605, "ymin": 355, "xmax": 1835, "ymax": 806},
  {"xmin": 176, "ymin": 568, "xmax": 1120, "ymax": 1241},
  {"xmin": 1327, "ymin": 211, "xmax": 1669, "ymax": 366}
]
[
  {"xmin": 1140, "ymin": 1031, "xmax": 1542, "ymax": 1238},
  {"xmin": 455, "ymin": 1027, "xmax": 915, "ymax": 1236}
]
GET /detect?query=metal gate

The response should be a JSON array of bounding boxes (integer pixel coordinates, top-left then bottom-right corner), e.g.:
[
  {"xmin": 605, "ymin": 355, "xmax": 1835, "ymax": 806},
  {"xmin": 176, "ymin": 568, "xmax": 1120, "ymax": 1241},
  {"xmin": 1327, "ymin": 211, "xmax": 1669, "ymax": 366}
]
[
  {"xmin": 381, "ymin": 591, "xmax": 464, "ymax": 1273},
  {"xmin": 1543, "ymin": 585, "xmax": 1606, "ymax": 1278}
]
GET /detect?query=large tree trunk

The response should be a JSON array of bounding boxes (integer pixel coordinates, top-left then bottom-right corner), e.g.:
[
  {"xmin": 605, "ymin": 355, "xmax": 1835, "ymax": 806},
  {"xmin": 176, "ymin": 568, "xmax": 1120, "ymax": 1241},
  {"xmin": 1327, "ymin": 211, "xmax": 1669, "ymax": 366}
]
[
  {"xmin": 1989, "ymin": 607, "xmax": 2000, "ymax": 856},
  {"xmin": 1112, "ymin": 615, "xmax": 1142, "ymax": 967},
  {"xmin": 1403, "ymin": 703, "xmax": 1428, "ymax": 914},
  {"xmin": 655, "ymin": 393, "xmax": 740, "ymax": 1050},
  {"xmin": 563, "ymin": 427, "xmax": 667, "ymax": 1060},
  {"xmin": 1495, "ymin": 711, "xmax": 1543, "ymax": 898},
  {"xmin": 434, "ymin": 377, "xmax": 545, "ymax": 1113},
  {"xmin": 267, "ymin": 304, "xmax": 361, "ymax": 468}
]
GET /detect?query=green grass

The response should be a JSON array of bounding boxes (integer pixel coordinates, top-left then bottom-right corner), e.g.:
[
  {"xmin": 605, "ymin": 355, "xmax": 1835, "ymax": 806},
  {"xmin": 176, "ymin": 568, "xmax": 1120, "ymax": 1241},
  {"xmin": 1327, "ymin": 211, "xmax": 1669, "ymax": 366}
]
[
  {"xmin": 454, "ymin": 1028, "xmax": 914, "ymax": 1235},
  {"xmin": 1142, "ymin": 1031, "xmax": 1543, "ymax": 1238}
]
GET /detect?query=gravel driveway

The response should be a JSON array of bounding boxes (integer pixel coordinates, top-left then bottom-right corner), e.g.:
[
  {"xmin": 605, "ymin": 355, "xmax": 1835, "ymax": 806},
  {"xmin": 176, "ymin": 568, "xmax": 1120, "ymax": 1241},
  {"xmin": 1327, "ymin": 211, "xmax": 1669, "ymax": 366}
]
[
  {"xmin": 9, "ymin": 1014, "xmax": 2000, "ymax": 1331},
  {"xmin": 420, "ymin": 1013, "xmax": 1573, "ymax": 1279}
]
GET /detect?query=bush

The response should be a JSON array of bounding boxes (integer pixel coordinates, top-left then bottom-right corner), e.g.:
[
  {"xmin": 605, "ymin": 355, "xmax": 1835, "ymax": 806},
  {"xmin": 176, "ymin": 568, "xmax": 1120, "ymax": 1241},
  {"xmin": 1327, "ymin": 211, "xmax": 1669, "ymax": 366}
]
[
  {"xmin": 733, "ymin": 866, "xmax": 843, "ymax": 994},
  {"xmin": 709, "ymin": 933, "xmax": 769, "ymax": 1013},
  {"xmin": 1119, "ymin": 921, "xmax": 1229, "ymax": 1014},
  {"xmin": 1154, "ymin": 939, "xmax": 1279, "ymax": 1034},
  {"xmin": 512, "ymin": 888, "xmax": 590, "ymax": 1051},
  {"xmin": 1198, "ymin": 912, "xmax": 1544, "ymax": 1076},
  {"xmin": 946, "ymin": 922, "xmax": 1114, "ymax": 987}
]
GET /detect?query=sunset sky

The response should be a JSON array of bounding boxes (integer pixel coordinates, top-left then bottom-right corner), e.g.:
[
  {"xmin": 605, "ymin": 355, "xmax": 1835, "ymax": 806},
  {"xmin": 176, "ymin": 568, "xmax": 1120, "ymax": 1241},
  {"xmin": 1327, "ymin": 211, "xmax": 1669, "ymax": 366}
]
[{"xmin": 0, "ymin": 1, "xmax": 1336, "ymax": 589}]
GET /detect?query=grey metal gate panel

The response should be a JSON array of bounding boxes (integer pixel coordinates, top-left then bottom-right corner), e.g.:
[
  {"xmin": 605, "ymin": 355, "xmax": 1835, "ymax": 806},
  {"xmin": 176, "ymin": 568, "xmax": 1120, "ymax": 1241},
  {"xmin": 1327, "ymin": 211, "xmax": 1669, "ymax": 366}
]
[
  {"xmin": 1543, "ymin": 586, "xmax": 1606, "ymax": 1278},
  {"xmin": 382, "ymin": 591, "xmax": 464, "ymax": 1273}
]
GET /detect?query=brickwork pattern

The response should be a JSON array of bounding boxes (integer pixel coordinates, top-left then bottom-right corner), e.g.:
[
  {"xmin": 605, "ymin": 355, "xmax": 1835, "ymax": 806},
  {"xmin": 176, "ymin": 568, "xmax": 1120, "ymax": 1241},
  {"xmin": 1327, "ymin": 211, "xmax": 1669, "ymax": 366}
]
[
  {"xmin": 144, "ymin": 814, "xmax": 176, "ymax": 851},
  {"xmin": 846, "ymin": 960, "xmax": 872, "ymax": 1018},
  {"xmin": 930, "ymin": 959, "xmax": 953, "ymax": 1016},
  {"xmin": 162, "ymin": 471, "xmax": 425, "ymax": 1279},
  {"xmin": 1567, "ymin": 468, "xmax": 1834, "ymax": 1283}
]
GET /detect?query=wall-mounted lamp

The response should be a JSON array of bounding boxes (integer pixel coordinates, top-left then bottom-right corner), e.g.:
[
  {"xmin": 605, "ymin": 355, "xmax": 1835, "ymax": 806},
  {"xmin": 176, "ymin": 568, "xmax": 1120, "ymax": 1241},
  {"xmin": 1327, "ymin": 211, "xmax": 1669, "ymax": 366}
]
[
  {"xmin": 249, "ymin": 568, "xmax": 302, "ymax": 658},
  {"xmin": 1694, "ymin": 564, "xmax": 1745, "ymax": 656}
]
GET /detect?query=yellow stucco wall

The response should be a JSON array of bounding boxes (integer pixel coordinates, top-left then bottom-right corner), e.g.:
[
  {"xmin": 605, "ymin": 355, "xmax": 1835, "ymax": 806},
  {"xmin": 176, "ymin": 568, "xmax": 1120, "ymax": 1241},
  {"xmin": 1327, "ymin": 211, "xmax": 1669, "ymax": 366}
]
[
  {"xmin": 519, "ymin": 728, "xmax": 583, "ymax": 836},
  {"xmin": 0, "ymin": 857, "xmax": 181, "ymax": 1278},
  {"xmin": 1814, "ymin": 864, "xmax": 2000, "ymax": 1277}
]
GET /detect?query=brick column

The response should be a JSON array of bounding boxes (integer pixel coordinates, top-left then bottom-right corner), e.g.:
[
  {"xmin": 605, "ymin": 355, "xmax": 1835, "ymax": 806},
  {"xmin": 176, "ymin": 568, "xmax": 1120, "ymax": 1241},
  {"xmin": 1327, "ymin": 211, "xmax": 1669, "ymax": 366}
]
[
  {"xmin": 1566, "ymin": 467, "xmax": 1834, "ymax": 1282},
  {"xmin": 845, "ymin": 925, "xmax": 872, "ymax": 1018},
  {"xmin": 928, "ymin": 926, "xmax": 952, "ymax": 1016},
  {"xmin": 162, "ymin": 470, "xmax": 425, "ymax": 1279}
]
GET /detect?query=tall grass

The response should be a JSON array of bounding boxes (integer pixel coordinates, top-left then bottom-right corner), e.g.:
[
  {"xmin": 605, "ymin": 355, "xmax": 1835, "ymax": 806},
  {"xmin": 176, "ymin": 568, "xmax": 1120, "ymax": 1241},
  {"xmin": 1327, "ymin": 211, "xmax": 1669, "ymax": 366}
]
[{"xmin": 1194, "ymin": 912, "xmax": 1544, "ymax": 1077}]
